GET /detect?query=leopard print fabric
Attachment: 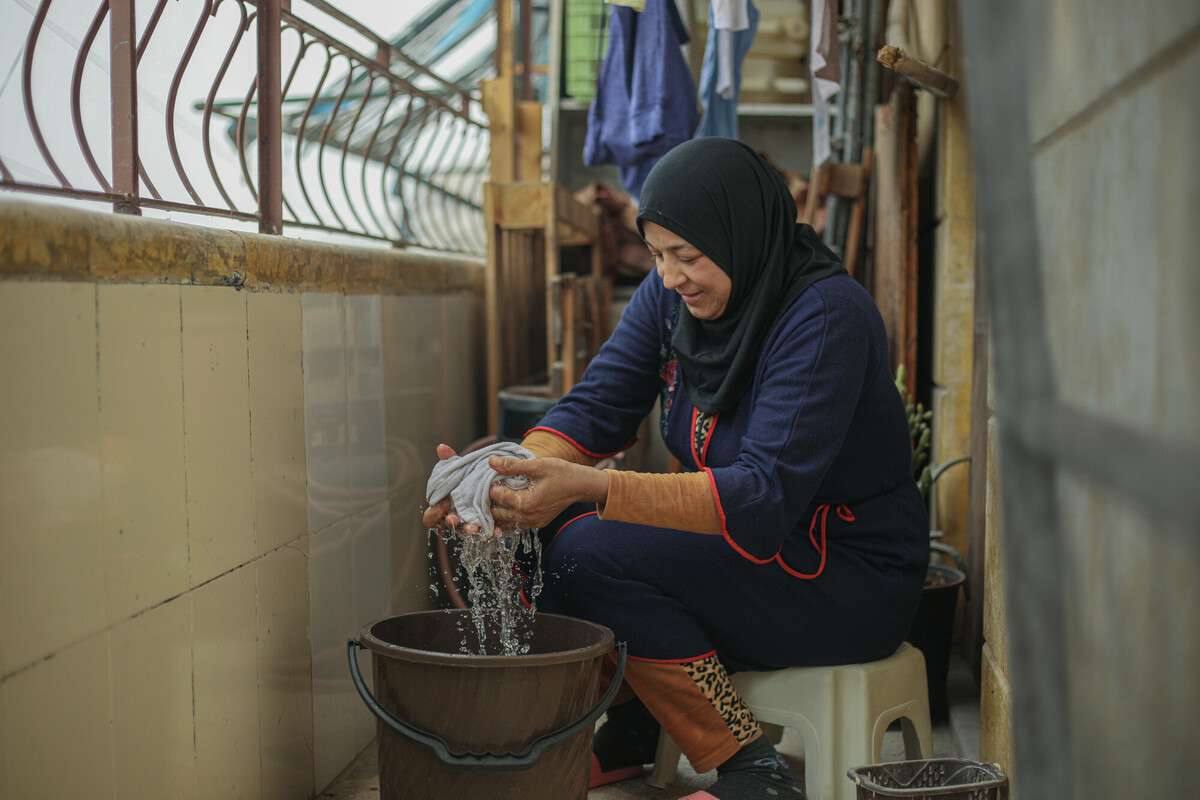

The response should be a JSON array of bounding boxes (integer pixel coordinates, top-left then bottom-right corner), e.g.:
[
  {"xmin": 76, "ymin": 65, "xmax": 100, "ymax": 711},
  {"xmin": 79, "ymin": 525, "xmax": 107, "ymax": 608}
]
[
  {"xmin": 682, "ymin": 654, "xmax": 762, "ymax": 745},
  {"xmin": 693, "ymin": 411, "xmax": 716, "ymax": 465}
]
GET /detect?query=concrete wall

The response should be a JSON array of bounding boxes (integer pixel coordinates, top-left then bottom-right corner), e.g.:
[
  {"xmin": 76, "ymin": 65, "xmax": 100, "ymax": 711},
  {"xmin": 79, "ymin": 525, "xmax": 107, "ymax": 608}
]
[
  {"xmin": 0, "ymin": 200, "xmax": 486, "ymax": 798},
  {"xmin": 981, "ymin": 2, "xmax": 1200, "ymax": 796}
]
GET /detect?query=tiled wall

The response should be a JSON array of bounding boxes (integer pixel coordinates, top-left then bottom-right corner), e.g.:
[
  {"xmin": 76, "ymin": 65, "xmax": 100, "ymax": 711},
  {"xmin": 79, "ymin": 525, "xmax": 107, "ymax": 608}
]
[{"xmin": 0, "ymin": 280, "xmax": 484, "ymax": 798}]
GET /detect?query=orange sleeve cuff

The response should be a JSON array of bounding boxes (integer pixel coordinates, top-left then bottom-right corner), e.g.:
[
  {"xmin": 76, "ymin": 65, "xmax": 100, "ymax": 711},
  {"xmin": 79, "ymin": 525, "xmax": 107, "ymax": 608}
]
[
  {"xmin": 519, "ymin": 430, "xmax": 598, "ymax": 466},
  {"xmin": 599, "ymin": 470, "xmax": 723, "ymax": 535}
]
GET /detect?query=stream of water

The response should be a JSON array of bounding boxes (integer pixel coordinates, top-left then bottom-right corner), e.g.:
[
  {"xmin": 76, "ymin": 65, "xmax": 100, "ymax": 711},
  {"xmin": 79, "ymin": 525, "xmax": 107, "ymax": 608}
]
[{"xmin": 431, "ymin": 526, "xmax": 543, "ymax": 656}]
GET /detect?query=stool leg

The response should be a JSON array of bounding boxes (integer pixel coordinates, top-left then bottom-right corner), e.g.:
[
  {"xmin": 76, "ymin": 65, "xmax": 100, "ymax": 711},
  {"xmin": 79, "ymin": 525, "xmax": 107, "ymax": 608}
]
[{"xmin": 647, "ymin": 731, "xmax": 682, "ymax": 788}]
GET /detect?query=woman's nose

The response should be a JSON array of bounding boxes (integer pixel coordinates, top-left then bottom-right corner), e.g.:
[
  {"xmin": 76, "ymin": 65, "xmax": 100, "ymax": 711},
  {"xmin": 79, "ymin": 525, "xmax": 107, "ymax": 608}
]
[{"xmin": 659, "ymin": 259, "xmax": 685, "ymax": 290}]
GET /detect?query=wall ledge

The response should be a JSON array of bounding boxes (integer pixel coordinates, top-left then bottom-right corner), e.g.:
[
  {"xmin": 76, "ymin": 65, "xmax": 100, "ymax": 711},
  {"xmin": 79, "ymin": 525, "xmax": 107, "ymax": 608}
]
[{"xmin": 0, "ymin": 199, "xmax": 484, "ymax": 296}]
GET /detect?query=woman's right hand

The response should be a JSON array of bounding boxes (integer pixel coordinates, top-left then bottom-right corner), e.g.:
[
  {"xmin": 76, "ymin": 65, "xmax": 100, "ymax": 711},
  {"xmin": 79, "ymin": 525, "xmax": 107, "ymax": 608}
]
[{"xmin": 422, "ymin": 444, "xmax": 483, "ymax": 534}]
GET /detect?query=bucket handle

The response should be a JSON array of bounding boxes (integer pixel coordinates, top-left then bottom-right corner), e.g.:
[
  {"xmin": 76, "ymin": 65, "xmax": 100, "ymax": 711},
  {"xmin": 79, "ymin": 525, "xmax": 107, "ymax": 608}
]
[{"xmin": 347, "ymin": 638, "xmax": 627, "ymax": 770}]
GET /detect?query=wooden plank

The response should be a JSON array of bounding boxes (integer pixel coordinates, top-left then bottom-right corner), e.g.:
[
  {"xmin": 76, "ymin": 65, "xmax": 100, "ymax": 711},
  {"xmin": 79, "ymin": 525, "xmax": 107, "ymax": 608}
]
[
  {"xmin": 545, "ymin": 179, "xmax": 562, "ymax": 388},
  {"xmin": 871, "ymin": 97, "xmax": 904, "ymax": 371},
  {"xmin": 481, "ymin": 78, "xmax": 516, "ymax": 183},
  {"xmin": 484, "ymin": 182, "xmax": 503, "ymax": 434},
  {"xmin": 901, "ymin": 85, "xmax": 919, "ymax": 396},
  {"xmin": 843, "ymin": 148, "xmax": 873, "ymax": 278},
  {"xmin": 554, "ymin": 182, "xmax": 601, "ymax": 239},
  {"xmin": 560, "ymin": 274, "xmax": 578, "ymax": 392},
  {"xmin": 493, "ymin": 182, "xmax": 548, "ymax": 229},
  {"xmin": 516, "ymin": 101, "xmax": 543, "ymax": 181}
]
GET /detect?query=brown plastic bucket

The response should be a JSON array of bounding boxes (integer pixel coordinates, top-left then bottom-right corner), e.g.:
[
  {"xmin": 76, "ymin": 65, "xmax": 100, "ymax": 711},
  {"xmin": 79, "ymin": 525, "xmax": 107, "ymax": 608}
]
[{"xmin": 348, "ymin": 610, "xmax": 625, "ymax": 800}]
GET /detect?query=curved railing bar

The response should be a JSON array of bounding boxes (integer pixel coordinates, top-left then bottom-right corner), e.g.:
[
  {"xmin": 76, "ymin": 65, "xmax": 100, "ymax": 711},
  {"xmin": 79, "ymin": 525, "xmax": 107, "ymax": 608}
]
[
  {"xmin": 236, "ymin": 76, "xmax": 259, "ymax": 202},
  {"xmin": 425, "ymin": 111, "xmax": 462, "ymax": 251},
  {"xmin": 313, "ymin": 54, "xmax": 356, "ymax": 232},
  {"xmin": 378, "ymin": 94, "xmax": 416, "ymax": 242},
  {"xmin": 359, "ymin": 86, "xmax": 397, "ymax": 238},
  {"xmin": 201, "ymin": 0, "xmax": 253, "ymax": 212},
  {"xmin": 336, "ymin": 70, "xmax": 377, "ymax": 235},
  {"xmin": 443, "ymin": 115, "xmax": 480, "ymax": 251},
  {"xmin": 23, "ymin": 0, "xmax": 71, "ymax": 187},
  {"xmin": 277, "ymin": 27, "xmax": 309, "ymax": 225},
  {"xmin": 133, "ymin": 0, "xmax": 170, "ymax": 200},
  {"xmin": 394, "ymin": 101, "xmax": 432, "ymax": 245},
  {"xmin": 71, "ymin": 0, "xmax": 112, "ymax": 192},
  {"xmin": 422, "ymin": 111, "xmax": 460, "ymax": 250},
  {"xmin": 279, "ymin": 6, "xmax": 477, "ymax": 125},
  {"xmin": 291, "ymin": 44, "xmax": 334, "ymax": 227},
  {"xmin": 167, "ymin": 0, "xmax": 215, "ymax": 205},
  {"xmin": 468, "ymin": 128, "xmax": 489, "ymax": 251},
  {"xmin": 135, "ymin": 0, "xmax": 168, "ymax": 61}
]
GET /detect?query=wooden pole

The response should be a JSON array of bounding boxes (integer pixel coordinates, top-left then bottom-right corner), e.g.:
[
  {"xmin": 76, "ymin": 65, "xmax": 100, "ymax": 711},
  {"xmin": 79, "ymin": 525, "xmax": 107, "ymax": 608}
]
[{"xmin": 877, "ymin": 45, "xmax": 960, "ymax": 98}]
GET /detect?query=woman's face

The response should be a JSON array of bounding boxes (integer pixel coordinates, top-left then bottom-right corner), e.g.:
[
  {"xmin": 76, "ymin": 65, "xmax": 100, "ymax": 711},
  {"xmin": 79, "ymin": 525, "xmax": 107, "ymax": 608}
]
[{"xmin": 643, "ymin": 220, "xmax": 732, "ymax": 320}]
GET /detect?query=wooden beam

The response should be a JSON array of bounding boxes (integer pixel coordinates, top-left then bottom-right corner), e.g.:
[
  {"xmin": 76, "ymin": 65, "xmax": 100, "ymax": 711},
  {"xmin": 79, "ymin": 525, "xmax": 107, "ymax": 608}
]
[{"xmin": 877, "ymin": 45, "xmax": 960, "ymax": 98}]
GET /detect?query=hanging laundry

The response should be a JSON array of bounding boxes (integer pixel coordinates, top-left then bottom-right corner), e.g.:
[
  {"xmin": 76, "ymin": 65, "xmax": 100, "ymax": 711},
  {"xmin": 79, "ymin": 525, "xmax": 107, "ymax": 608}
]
[
  {"xmin": 696, "ymin": 0, "xmax": 759, "ymax": 140},
  {"xmin": 584, "ymin": 0, "xmax": 698, "ymax": 199},
  {"xmin": 810, "ymin": 0, "xmax": 841, "ymax": 167}
]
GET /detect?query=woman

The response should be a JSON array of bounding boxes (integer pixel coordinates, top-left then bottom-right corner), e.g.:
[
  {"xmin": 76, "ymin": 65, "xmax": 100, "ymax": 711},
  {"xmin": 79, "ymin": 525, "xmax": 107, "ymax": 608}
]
[{"xmin": 425, "ymin": 137, "xmax": 929, "ymax": 800}]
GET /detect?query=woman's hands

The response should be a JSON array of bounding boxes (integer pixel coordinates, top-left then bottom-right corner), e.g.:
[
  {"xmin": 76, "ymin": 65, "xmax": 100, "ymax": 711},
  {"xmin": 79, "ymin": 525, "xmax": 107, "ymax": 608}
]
[
  {"xmin": 423, "ymin": 443, "xmax": 611, "ymax": 537},
  {"xmin": 422, "ymin": 444, "xmax": 484, "ymax": 534},
  {"xmin": 487, "ymin": 455, "xmax": 611, "ymax": 532}
]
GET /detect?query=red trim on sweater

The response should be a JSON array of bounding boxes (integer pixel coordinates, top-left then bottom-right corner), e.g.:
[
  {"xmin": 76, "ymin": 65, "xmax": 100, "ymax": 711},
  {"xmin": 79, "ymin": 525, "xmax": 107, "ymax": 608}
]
[
  {"xmin": 553, "ymin": 509, "xmax": 599, "ymax": 540},
  {"xmin": 774, "ymin": 504, "xmax": 851, "ymax": 579},
  {"xmin": 628, "ymin": 650, "xmax": 719, "ymax": 664},
  {"xmin": 705, "ymin": 468, "xmax": 773, "ymax": 564}
]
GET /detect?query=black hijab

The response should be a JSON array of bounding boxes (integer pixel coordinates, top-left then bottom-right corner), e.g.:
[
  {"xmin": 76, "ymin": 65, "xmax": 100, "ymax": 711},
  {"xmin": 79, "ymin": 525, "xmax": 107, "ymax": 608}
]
[{"xmin": 636, "ymin": 138, "xmax": 846, "ymax": 413}]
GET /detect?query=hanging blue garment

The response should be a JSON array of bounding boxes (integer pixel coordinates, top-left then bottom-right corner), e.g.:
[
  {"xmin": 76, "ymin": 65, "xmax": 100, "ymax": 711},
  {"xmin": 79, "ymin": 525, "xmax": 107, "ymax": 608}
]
[
  {"xmin": 583, "ymin": 0, "xmax": 698, "ymax": 198},
  {"xmin": 696, "ymin": 0, "xmax": 759, "ymax": 140}
]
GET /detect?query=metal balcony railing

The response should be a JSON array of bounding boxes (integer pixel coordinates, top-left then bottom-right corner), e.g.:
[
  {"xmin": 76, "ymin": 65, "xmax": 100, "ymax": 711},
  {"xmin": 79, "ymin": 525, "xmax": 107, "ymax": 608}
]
[{"xmin": 2, "ymin": 0, "xmax": 491, "ymax": 254}]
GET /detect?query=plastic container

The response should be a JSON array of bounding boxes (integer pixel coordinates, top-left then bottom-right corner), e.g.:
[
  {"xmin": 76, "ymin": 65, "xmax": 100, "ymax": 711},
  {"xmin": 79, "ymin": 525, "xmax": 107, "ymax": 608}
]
[
  {"xmin": 848, "ymin": 758, "xmax": 1008, "ymax": 799},
  {"xmin": 906, "ymin": 564, "xmax": 967, "ymax": 722},
  {"xmin": 349, "ymin": 610, "xmax": 625, "ymax": 800},
  {"xmin": 497, "ymin": 385, "xmax": 558, "ymax": 442}
]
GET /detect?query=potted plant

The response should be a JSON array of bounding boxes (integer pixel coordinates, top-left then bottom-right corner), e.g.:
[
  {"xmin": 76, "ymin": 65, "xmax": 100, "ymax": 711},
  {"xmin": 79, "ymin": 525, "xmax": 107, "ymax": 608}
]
[{"xmin": 895, "ymin": 366, "xmax": 969, "ymax": 722}]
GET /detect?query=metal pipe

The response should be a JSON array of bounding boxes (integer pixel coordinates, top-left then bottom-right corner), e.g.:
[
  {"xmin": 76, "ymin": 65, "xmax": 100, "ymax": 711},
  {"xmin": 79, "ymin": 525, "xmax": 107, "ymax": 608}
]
[{"xmin": 258, "ymin": 0, "xmax": 283, "ymax": 233}]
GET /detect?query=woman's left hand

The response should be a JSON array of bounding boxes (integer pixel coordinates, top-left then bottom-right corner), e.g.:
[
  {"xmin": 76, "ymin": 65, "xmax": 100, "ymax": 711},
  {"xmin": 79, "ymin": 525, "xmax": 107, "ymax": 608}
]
[{"xmin": 486, "ymin": 456, "xmax": 610, "ymax": 532}]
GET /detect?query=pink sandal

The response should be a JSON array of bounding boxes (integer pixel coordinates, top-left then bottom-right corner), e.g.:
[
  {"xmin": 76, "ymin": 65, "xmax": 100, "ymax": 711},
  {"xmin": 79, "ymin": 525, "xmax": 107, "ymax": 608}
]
[{"xmin": 588, "ymin": 754, "xmax": 646, "ymax": 788}]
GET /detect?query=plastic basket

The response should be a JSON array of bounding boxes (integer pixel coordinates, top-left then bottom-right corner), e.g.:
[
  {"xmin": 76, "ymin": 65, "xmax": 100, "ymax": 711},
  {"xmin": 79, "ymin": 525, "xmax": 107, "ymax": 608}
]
[
  {"xmin": 564, "ymin": 0, "xmax": 607, "ymax": 98},
  {"xmin": 847, "ymin": 759, "xmax": 1008, "ymax": 800}
]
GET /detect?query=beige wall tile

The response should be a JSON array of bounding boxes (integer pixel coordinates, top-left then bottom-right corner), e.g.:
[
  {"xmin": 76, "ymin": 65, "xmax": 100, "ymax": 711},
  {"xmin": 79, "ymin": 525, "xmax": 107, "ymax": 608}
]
[
  {"xmin": 249, "ymin": 291, "xmax": 308, "ymax": 554},
  {"xmin": 439, "ymin": 293, "xmax": 487, "ymax": 449},
  {"xmin": 110, "ymin": 596, "xmax": 196, "ymax": 799},
  {"xmin": 390, "ymin": 481, "xmax": 439, "ymax": 615},
  {"xmin": 350, "ymin": 502, "xmax": 390, "ymax": 751},
  {"xmin": 309, "ymin": 520, "xmax": 358, "ymax": 791},
  {"xmin": 98, "ymin": 284, "xmax": 189, "ymax": 623},
  {"xmin": 182, "ymin": 286, "xmax": 255, "ymax": 585},
  {"xmin": 346, "ymin": 296, "xmax": 388, "ymax": 507},
  {"xmin": 257, "ymin": 543, "xmax": 316, "ymax": 800},
  {"xmin": 383, "ymin": 295, "xmax": 444, "ymax": 494},
  {"xmin": 193, "ymin": 565, "xmax": 262, "ymax": 800},
  {"xmin": 1, "ymin": 635, "xmax": 115, "ymax": 800},
  {"xmin": 302, "ymin": 293, "xmax": 351, "ymax": 532},
  {"xmin": 0, "ymin": 282, "xmax": 106, "ymax": 675}
]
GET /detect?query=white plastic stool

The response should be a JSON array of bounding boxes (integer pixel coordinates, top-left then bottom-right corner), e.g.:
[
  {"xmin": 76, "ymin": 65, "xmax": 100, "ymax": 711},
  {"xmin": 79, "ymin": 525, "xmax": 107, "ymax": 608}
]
[{"xmin": 646, "ymin": 643, "xmax": 934, "ymax": 800}]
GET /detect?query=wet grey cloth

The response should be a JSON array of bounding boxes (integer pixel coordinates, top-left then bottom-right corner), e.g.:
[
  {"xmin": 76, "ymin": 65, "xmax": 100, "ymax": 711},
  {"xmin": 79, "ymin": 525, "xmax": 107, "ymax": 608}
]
[{"xmin": 425, "ymin": 442, "xmax": 535, "ymax": 533}]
